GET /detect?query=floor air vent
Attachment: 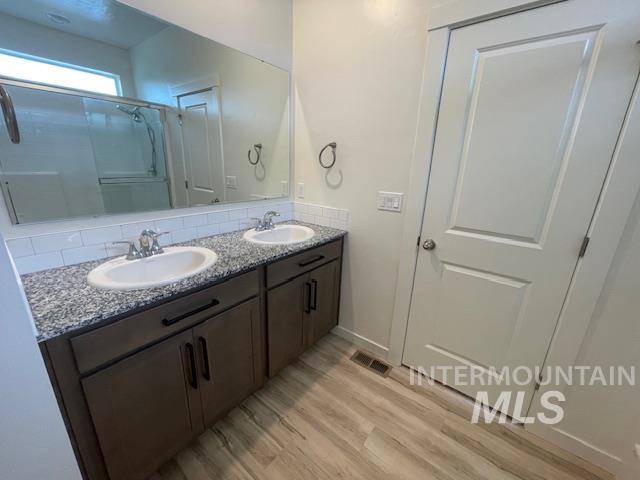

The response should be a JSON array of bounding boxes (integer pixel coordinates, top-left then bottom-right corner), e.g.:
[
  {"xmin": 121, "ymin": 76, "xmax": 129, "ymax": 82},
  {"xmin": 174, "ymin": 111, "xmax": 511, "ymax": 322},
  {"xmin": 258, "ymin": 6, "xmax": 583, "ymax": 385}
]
[{"xmin": 350, "ymin": 350, "xmax": 392, "ymax": 377}]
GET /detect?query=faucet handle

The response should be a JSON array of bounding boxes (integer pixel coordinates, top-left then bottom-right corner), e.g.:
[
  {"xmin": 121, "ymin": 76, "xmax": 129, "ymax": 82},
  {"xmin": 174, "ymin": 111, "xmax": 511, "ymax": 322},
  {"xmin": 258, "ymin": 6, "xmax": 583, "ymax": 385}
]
[
  {"xmin": 250, "ymin": 217, "xmax": 265, "ymax": 230},
  {"xmin": 112, "ymin": 241, "xmax": 142, "ymax": 260}
]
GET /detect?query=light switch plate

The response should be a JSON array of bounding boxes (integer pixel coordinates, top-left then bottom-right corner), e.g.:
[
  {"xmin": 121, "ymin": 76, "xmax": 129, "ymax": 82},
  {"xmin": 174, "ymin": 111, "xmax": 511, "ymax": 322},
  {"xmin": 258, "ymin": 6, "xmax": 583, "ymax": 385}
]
[
  {"xmin": 377, "ymin": 191, "xmax": 403, "ymax": 212},
  {"xmin": 225, "ymin": 176, "xmax": 237, "ymax": 189},
  {"xmin": 635, "ymin": 444, "xmax": 640, "ymax": 460},
  {"xmin": 296, "ymin": 182, "xmax": 305, "ymax": 199},
  {"xmin": 281, "ymin": 180, "xmax": 289, "ymax": 195}
]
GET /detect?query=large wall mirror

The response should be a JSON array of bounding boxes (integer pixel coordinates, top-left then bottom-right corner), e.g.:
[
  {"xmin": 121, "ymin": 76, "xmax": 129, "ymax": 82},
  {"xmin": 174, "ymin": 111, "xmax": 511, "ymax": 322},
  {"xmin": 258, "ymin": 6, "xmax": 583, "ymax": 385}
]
[{"xmin": 0, "ymin": 0, "xmax": 290, "ymax": 224}]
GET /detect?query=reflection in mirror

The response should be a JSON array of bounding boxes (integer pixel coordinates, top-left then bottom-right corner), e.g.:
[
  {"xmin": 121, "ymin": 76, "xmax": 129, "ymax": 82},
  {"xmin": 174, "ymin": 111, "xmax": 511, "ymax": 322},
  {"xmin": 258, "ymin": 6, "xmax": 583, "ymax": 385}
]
[{"xmin": 0, "ymin": 0, "xmax": 290, "ymax": 224}]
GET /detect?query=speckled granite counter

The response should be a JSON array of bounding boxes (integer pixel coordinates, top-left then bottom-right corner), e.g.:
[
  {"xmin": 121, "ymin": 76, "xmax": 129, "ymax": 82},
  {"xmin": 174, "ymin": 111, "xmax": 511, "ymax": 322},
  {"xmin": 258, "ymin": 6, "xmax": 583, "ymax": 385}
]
[{"xmin": 22, "ymin": 221, "xmax": 346, "ymax": 342}]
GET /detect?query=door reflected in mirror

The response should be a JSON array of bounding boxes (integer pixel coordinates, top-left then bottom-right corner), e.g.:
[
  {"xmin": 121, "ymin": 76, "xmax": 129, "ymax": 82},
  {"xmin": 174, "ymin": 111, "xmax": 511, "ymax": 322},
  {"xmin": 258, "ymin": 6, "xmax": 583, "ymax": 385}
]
[{"xmin": 0, "ymin": 0, "xmax": 290, "ymax": 224}]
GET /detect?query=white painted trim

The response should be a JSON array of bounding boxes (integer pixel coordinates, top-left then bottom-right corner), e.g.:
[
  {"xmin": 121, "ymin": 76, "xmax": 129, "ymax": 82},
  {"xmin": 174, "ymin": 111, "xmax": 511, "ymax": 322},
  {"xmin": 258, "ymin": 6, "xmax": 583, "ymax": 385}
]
[
  {"xmin": 169, "ymin": 74, "xmax": 221, "ymax": 98},
  {"xmin": 428, "ymin": 0, "xmax": 565, "ymax": 30},
  {"xmin": 331, "ymin": 325, "xmax": 389, "ymax": 360},
  {"xmin": 387, "ymin": 28, "xmax": 450, "ymax": 366},
  {"xmin": 526, "ymin": 73, "xmax": 640, "ymax": 477}
]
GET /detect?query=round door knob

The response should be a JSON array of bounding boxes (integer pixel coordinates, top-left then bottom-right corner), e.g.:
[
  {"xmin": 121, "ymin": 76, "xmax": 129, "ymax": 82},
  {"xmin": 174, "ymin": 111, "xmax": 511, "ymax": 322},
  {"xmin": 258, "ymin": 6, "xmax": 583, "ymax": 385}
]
[{"xmin": 422, "ymin": 239, "xmax": 436, "ymax": 251}]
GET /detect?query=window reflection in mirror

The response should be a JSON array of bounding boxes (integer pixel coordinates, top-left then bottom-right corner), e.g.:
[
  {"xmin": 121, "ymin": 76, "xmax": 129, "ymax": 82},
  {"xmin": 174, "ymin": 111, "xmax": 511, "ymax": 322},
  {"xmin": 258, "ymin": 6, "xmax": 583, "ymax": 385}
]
[{"xmin": 0, "ymin": 0, "xmax": 290, "ymax": 224}]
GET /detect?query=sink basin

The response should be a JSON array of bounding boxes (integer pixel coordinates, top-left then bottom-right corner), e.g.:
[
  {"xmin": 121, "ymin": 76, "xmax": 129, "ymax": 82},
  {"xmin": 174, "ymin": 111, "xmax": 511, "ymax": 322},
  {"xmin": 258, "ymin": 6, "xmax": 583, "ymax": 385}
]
[
  {"xmin": 243, "ymin": 224, "xmax": 315, "ymax": 245},
  {"xmin": 87, "ymin": 246, "xmax": 218, "ymax": 291}
]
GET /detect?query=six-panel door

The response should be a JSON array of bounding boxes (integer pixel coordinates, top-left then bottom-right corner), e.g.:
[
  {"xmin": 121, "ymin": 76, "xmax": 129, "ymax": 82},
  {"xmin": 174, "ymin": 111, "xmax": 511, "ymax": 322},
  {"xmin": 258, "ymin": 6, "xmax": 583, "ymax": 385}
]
[
  {"xmin": 81, "ymin": 329, "xmax": 201, "ymax": 480},
  {"xmin": 403, "ymin": 0, "xmax": 640, "ymax": 415},
  {"xmin": 194, "ymin": 298, "xmax": 262, "ymax": 425}
]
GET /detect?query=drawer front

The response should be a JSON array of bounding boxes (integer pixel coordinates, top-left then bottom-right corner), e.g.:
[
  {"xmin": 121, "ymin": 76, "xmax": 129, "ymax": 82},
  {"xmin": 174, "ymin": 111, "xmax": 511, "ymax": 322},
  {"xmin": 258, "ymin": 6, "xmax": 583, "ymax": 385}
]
[
  {"xmin": 266, "ymin": 240, "xmax": 342, "ymax": 289},
  {"xmin": 72, "ymin": 270, "xmax": 259, "ymax": 374}
]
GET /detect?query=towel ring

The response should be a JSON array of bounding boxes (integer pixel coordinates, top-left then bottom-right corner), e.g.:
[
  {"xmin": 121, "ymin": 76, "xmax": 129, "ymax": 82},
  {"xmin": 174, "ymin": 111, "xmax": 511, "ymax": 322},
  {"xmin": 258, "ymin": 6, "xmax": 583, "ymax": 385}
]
[
  {"xmin": 318, "ymin": 142, "xmax": 337, "ymax": 169},
  {"xmin": 248, "ymin": 143, "xmax": 262, "ymax": 165}
]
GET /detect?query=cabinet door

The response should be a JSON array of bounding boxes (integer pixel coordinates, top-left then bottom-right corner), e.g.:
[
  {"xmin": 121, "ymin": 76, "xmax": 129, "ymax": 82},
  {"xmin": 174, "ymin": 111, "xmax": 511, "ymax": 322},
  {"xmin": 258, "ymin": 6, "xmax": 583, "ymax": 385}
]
[
  {"xmin": 267, "ymin": 274, "xmax": 310, "ymax": 376},
  {"xmin": 194, "ymin": 298, "xmax": 262, "ymax": 426},
  {"xmin": 309, "ymin": 260, "xmax": 340, "ymax": 344},
  {"xmin": 81, "ymin": 330, "xmax": 201, "ymax": 480}
]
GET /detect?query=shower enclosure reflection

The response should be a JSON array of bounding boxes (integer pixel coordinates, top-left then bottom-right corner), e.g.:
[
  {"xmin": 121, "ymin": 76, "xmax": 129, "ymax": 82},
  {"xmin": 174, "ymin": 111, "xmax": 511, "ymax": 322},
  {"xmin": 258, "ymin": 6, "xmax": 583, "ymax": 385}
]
[{"xmin": 0, "ymin": 0, "xmax": 290, "ymax": 225}]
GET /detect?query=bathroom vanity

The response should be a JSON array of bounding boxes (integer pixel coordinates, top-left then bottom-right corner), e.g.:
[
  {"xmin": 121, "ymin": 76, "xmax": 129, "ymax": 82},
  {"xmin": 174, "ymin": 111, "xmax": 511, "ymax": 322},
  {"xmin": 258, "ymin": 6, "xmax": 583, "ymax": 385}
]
[{"xmin": 25, "ymin": 223, "xmax": 345, "ymax": 480}]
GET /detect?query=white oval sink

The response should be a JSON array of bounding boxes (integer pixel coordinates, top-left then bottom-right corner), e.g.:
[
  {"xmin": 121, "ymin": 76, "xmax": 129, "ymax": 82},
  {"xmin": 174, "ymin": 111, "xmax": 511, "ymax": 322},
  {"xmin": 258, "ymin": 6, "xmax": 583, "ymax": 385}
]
[
  {"xmin": 243, "ymin": 224, "xmax": 315, "ymax": 245},
  {"xmin": 88, "ymin": 246, "xmax": 218, "ymax": 291}
]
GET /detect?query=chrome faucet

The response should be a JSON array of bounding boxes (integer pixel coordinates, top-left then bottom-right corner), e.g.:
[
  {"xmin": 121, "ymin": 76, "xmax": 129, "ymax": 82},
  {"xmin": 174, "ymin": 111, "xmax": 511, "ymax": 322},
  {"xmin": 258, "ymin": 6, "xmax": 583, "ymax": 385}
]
[
  {"xmin": 113, "ymin": 230, "xmax": 167, "ymax": 261},
  {"xmin": 138, "ymin": 229, "xmax": 166, "ymax": 257},
  {"xmin": 252, "ymin": 211, "xmax": 280, "ymax": 231}
]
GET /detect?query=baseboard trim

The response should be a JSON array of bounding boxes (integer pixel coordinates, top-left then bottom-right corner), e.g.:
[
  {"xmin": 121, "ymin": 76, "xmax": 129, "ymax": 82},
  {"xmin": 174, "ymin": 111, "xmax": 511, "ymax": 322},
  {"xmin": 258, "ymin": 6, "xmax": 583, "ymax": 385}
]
[{"xmin": 331, "ymin": 325, "xmax": 389, "ymax": 360}]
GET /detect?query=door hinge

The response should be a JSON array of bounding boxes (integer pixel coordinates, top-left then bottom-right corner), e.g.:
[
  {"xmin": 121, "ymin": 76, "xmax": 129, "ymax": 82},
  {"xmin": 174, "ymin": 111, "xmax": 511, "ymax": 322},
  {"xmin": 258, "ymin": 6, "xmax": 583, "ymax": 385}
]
[
  {"xmin": 417, "ymin": 235, "xmax": 421, "ymax": 247},
  {"xmin": 185, "ymin": 180, "xmax": 189, "ymax": 189},
  {"xmin": 578, "ymin": 236, "xmax": 590, "ymax": 258}
]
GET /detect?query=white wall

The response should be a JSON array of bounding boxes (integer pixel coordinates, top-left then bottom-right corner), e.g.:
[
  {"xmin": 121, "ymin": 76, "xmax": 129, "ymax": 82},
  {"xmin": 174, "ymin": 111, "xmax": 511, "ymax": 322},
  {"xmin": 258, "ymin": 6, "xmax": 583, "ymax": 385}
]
[
  {"xmin": 293, "ymin": 0, "xmax": 449, "ymax": 352},
  {"xmin": 120, "ymin": 0, "xmax": 292, "ymax": 70},
  {"xmin": 0, "ymin": 12, "xmax": 136, "ymax": 96},
  {"xmin": 0, "ymin": 233, "xmax": 81, "ymax": 479}
]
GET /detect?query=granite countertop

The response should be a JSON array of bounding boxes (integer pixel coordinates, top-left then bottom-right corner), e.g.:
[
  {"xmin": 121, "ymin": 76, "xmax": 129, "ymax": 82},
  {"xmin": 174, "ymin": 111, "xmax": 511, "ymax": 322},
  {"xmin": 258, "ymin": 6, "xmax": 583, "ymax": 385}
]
[{"xmin": 22, "ymin": 221, "xmax": 346, "ymax": 342}]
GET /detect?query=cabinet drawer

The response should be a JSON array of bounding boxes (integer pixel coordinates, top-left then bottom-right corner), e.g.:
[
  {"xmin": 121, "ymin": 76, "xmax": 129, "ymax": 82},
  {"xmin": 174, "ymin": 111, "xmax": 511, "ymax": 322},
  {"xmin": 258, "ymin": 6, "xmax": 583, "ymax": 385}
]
[
  {"xmin": 266, "ymin": 240, "xmax": 342, "ymax": 289},
  {"xmin": 71, "ymin": 270, "xmax": 259, "ymax": 374}
]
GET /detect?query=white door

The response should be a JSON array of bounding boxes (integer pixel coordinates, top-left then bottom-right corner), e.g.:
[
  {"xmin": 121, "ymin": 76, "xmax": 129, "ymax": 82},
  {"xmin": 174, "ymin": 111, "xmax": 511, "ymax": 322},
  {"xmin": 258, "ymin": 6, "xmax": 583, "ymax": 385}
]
[
  {"xmin": 403, "ymin": 0, "xmax": 640, "ymax": 414},
  {"xmin": 178, "ymin": 88, "xmax": 225, "ymax": 205}
]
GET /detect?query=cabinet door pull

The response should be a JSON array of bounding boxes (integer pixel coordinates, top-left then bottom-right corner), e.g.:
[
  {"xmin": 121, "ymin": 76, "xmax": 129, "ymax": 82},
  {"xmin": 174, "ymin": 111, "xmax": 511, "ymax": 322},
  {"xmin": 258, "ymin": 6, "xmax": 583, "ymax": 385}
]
[
  {"xmin": 298, "ymin": 254, "xmax": 325, "ymax": 267},
  {"xmin": 185, "ymin": 342, "xmax": 198, "ymax": 389},
  {"xmin": 162, "ymin": 299, "xmax": 220, "ymax": 326},
  {"xmin": 310, "ymin": 279, "xmax": 318, "ymax": 311},
  {"xmin": 198, "ymin": 336, "xmax": 211, "ymax": 381},
  {"xmin": 304, "ymin": 282, "xmax": 312, "ymax": 314}
]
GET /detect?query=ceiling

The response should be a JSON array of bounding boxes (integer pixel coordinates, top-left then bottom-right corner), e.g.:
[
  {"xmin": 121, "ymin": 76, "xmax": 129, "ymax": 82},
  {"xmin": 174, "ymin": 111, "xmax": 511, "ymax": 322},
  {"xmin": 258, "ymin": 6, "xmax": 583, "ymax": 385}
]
[{"xmin": 0, "ymin": 0, "xmax": 168, "ymax": 49}]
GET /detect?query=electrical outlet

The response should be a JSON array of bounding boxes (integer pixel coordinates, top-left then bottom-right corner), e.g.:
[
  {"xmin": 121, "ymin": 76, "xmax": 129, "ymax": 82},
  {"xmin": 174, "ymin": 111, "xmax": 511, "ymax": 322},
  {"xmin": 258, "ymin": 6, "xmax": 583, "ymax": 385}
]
[
  {"xmin": 377, "ymin": 191, "xmax": 403, "ymax": 212},
  {"xmin": 225, "ymin": 176, "xmax": 237, "ymax": 189},
  {"xmin": 296, "ymin": 182, "xmax": 305, "ymax": 199}
]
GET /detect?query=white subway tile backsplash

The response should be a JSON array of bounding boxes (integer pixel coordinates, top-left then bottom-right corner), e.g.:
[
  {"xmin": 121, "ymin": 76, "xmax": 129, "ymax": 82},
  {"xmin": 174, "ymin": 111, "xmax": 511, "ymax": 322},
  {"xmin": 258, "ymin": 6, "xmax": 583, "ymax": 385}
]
[
  {"xmin": 228, "ymin": 208, "xmax": 248, "ymax": 220},
  {"xmin": 8, "ymin": 201, "xmax": 349, "ymax": 275},
  {"xmin": 15, "ymin": 252, "xmax": 64, "ymax": 274},
  {"xmin": 6, "ymin": 238, "xmax": 34, "ymax": 258},
  {"xmin": 183, "ymin": 214, "xmax": 208, "ymax": 228},
  {"xmin": 171, "ymin": 227, "xmax": 199, "ymax": 243},
  {"xmin": 308, "ymin": 205, "xmax": 323, "ymax": 216},
  {"xmin": 207, "ymin": 211, "xmax": 229, "ymax": 224},
  {"xmin": 196, "ymin": 224, "xmax": 220, "ymax": 238},
  {"xmin": 81, "ymin": 226, "xmax": 122, "ymax": 246},
  {"xmin": 31, "ymin": 231, "xmax": 83, "ymax": 253},
  {"xmin": 337, "ymin": 209, "xmax": 349, "ymax": 222},
  {"xmin": 219, "ymin": 220, "xmax": 240, "ymax": 233},
  {"xmin": 155, "ymin": 217, "xmax": 184, "ymax": 232},
  {"xmin": 323, "ymin": 207, "xmax": 338, "ymax": 219},
  {"xmin": 62, "ymin": 245, "xmax": 108, "ymax": 265}
]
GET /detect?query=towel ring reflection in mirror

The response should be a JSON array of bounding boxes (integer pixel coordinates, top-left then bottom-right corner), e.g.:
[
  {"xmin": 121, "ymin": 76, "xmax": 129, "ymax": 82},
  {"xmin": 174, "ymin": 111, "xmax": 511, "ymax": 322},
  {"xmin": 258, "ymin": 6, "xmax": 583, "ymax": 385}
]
[
  {"xmin": 318, "ymin": 142, "xmax": 337, "ymax": 169},
  {"xmin": 248, "ymin": 143, "xmax": 262, "ymax": 165}
]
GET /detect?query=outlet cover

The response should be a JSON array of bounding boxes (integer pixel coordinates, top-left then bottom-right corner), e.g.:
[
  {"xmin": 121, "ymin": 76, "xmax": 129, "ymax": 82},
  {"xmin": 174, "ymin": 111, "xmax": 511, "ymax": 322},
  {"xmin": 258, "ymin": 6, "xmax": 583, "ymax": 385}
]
[
  {"xmin": 377, "ymin": 191, "xmax": 403, "ymax": 212},
  {"xmin": 225, "ymin": 176, "xmax": 237, "ymax": 189},
  {"xmin": 296, "ymin": 182, "xmax": 305, "ymax": 199},
  {"xmin": 635, "ymin": 444, "xmax": 640, "ymax": 460}
]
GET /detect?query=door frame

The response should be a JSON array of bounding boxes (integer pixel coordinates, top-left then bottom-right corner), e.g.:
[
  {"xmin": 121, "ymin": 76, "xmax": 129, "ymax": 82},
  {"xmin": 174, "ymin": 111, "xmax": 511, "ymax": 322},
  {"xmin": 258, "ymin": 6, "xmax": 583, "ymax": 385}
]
[
  {"xmin": 388, "ymin": 0, "xmax": 567, "ymax": 365},
  {"xmin": 388, "ymin": 0, "xmax": 639, "ymax": 370}
]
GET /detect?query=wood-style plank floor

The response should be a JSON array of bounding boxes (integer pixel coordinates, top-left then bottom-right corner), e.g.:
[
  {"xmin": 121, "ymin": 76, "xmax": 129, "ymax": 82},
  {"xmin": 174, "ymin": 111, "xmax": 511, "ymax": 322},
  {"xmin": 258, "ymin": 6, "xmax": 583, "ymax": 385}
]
[{"xmin": 149, "ymin": 334, "xmax": 612, "ymax": 480}]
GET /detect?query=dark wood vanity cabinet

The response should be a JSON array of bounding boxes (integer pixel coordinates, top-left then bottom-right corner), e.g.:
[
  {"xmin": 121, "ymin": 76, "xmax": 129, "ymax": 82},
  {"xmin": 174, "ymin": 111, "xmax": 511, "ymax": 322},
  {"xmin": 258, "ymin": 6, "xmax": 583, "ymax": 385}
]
[
  {"xmin": 267, "ymin": 241, "xmax": 342, "ymax": 376},
  {"xmin": 81, "ymin": 329, "xmax": 200, "ymax": 480},
  {"xmin": 41, "ymin": 238, "xmax": 343, "ymax": 480}
]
